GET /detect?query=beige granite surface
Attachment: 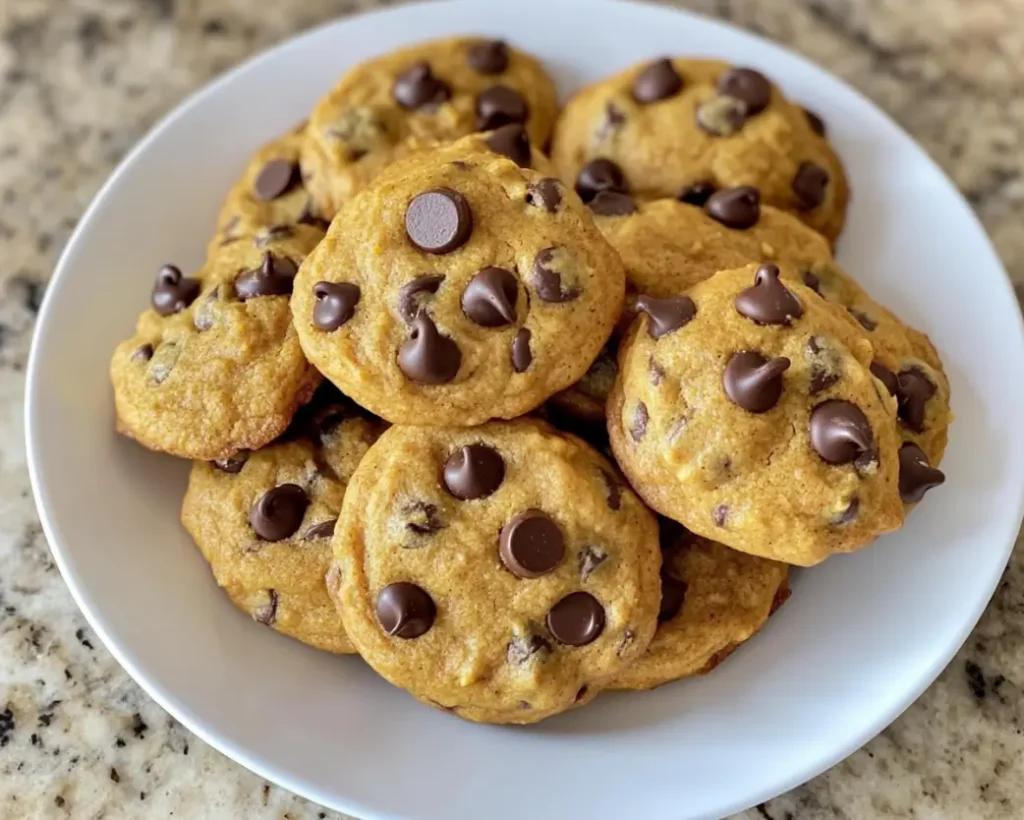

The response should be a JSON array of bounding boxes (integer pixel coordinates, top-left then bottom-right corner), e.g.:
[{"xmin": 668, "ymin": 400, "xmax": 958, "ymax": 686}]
[{"xmin": 0, "ymin": 0, "xmax": 1022, "ymax": 817}]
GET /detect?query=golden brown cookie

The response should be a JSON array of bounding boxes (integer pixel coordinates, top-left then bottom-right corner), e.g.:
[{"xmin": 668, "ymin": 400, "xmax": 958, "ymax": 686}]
[
  {"xmin": 182, "ymin": 389, "xmax": 383, "ymax": 654},
  {"xmin": 608, "ymin": 263, "xmax": 904, "ymax": 566},
  {"xmin": 550, "ymin": 58, "xmax": 848, "ymax": 241},
  {"xmin": 610, "ymin": 520, "xmax": 789, "ymax": 690},
  {"xmin": 111, "ymin": 226, "xmax": 323, "ymax": 460},
  {"xmin": 291, "ymin": 146, "xmax": 625, "ymax": 426},
  {"xmin": 331, "ymin": 419, "xmax": 662, "ymax": 724},
  {"xmin": 301, "ymin": 37, "xmax": 559, "ymax": 219}
]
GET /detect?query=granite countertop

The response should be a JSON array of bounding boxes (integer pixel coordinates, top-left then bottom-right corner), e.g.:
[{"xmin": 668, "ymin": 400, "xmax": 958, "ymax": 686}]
[{"xmin": 1, "ymin": 0, "xmax": 1022, "ymax": 817}]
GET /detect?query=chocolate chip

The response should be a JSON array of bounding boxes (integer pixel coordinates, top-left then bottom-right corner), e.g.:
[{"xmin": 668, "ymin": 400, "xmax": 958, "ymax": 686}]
[
  {"xmin": 803, "ymin": 107, "xmax": 826, "ymax": 136},
  {"xmin": 461, "ymin": 267, "xmax": 518, "ymax": 327},
  {"xmin": 599, "ymin": 469, "xmax": 622, "ymax": 511},
  {"xmin": 870, "ymin": 361, "xmax": 898, "ymax": 396},
  {"xmin": 151, "ymin": 265, "xmax": 200, "ymax": 316},
  {"xmin": 405, "ymin": 188, "xmax": 473, "ymax": 255},
  {"xmin": 807, "ymin": 336, "xmax": 841, "ymax": 395},
  {"xmin": 649, "ymin": 358, "xmax": 665, "ymax": 385},
  {"xmin": 547, "ymin": 592, "xmax": 605, "ymax": 646},
  {"xmin": 506, "ymin": 633, "xmax": 550, "ymax": 665},
  {"xmin": 392, "ymin": 62, "xmax": 450, "ymax": 110},
  {"xmin": 899, "ymin": 443, "xmax": 946, "ymax": 503},
  {"xmin": 598, "ymin": 102, "xmax": 626, "ymax": 140},
  {"xmin": 467, "ymin": 39, "xmax": 509, "ymax": 74},
  {"xmin": 484, "ymin": 123, "xmax": 531, "ymax": 167},
  {"xmin": 705, "ymin": 186, "xmax": 760, "ymax": 229},
  {"xmin": 499, "ymin": 510, "xmax": 565, "ymax": 578},
  {"xmin": 213, "ymin": 452, "xmax": 248, "ymax": 473},
  {"xmin": 397, "ymin": 312, "xmax": 461, "ymax": 384},
  {"xmin": 678, "ymin": 181, "xmax": 716, "ymax": 206},
  {"xmin": 617, "ymin": 629, "xmax": 635, "ymax": 657},
  {"xmin": 723, "ymin": 351, "xmax": 790, "ymax": 413},
  {"xmin": 475, "ymin": 85, "xmax": 528, "ymax": 131},
  {"xmin": 132, "ymin": 344, "xmax": 154, "ymax": 362},
  {"xmin": 575, "ymin": 158, "xmax": 627, "ymax": 203},
  {"xmin": 512, "ymin": 328, "xmax": 532, "ymax": 372},
  {"xmin": 847, "ymin": 307, "xmax": 877, "ymax": 331},
  {"xmin": 718, "ymin": 67, "xmax": 772, "ymax": 114},
  {"xmin": 398, "ymin": 274, "xmax": 444, "ymax": 323},
  {"xmin": 443, "ymin": 443, "xmax": 505, "ymax": 500},
  {"xmin": 735, "ymin": 263, "xmax": 804, "ymax": 325},
  {"xmin": 831, "ymin": 496, "xmax": 859, "ymax": 525},
  {"xmin": 802, "ymin": 270, "xmax": 821, "ymax": 294},
  {"xmin": 531, "ymin": 247, "xmax": 580, "ymax": 302},
  {"xmin": 312, "ymin": 282, "xmax": 360, "ymax": 331},
  {"xmin": 635, "ymin": 294, "xmax": 697, "ymax": 339},
  {"xmin": 235, "ymin": 253, "xmax": 298, "ymax": 300},
  {"xmin": 658, "ymin": 576, "xmax": 687, "ymax": 623},
  {"xmin": 695, "ymin": 95, "xmax": 747, "ymax": 136},
  {"xmin": 250, "ymin": 484, "xmax": 308, "ymax": 541},
  {"xmin": 252, "ymin": 589, "xmax": 278, "ymax": 626},
  {"xmin": 376, "ymin": 582, "xmax": 436, "ymax": 639},
  {"xmin": 792, "ymin": 162, "xmax": 829, "ymax": 210},
  {"xmin": 303, "ymin": 519, "xmax": 337, "ymax": 540},
  {"xmin": 896, "ymin": 367, "xmax": 936, "ymax": 432},
  {"xmin": 578, "ymin": 545, "xmax": 608, "ymax": 581},
  {"xmin": 403, "ymin": 500, "xmax": 444, "ymax": 535},
  {"xmin": 575, "ymin": 686, "xmax": 589, "ymax": 702},
  {"xmin": 630, "ymin": 402, "xmax": 648, "ymax": 441},
  {"xmin": 713, "ymin": 504, "xmax": 729, "ymax": 526},
  {"xmin": 589, "ymin": 190, "xmax": 637, "ymax": 216},
  {"xmin": 298, "ymin": 200, "xmax": 330, "ymax": 230},
  {"xmin": 253, "ymin": 159, "xmax": 299, "ymax": 201},
  {"xmin": 809, "ymin": 400, "xmax": 874, "ymax": 465},
  {"xmin": 526, "ymin": 178, "xmax": 562, "ymax": 212},
  {"xmin": 632, "ymin": 58, "xmax": 682, "ymax": 103}
]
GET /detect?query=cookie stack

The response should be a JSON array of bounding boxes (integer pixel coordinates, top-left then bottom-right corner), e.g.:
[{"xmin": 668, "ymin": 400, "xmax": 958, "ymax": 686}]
[{"xmin": 110, "ymin": 38, "xmax": 950, "ymax": 724}]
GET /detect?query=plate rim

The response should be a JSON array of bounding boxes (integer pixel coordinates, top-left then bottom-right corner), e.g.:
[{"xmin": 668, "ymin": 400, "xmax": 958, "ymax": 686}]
[{"xmin": 24, "ymin": 1, "xmax": 1024, "ymax": 818}]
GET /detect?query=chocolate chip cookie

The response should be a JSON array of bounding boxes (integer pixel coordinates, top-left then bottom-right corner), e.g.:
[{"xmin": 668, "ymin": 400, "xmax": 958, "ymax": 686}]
[
  {"xmin": 182, "ymin": 388, "xmax": 383, "ymax": 653},
  {"xmin": 110, "ymin": 226, "xmax": 324, "ymax": 460},
  {"xmin": 208, "ymin": 124, "xmax": 329, "ymax": 257},
  {"xmin": 330, "ymin": 418, "xmax": 661, "ymax": 724},
  {"xmin": 301, "ymin": 37, "xmax": 559, "ymax": 219},
  {"xmin": 610, "ymin": 519, "xmax": 789, "ymax": 690},
  {"xmin": 608, "ymin": 263, "xmax": 904, "ymax": 566},
  {"xmin": 291, "ymin": 145, "xmax": 626, "ymax": 426},
  {"xmin": 550, "ymin": 58, "xmax": 848, "ymax": 242}
]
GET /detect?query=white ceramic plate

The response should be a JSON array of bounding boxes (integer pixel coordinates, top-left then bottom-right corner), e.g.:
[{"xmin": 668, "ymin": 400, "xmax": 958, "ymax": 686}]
[{"xmin": 25, "ymin": 1, "xmax": 1024, "ymax": 818}]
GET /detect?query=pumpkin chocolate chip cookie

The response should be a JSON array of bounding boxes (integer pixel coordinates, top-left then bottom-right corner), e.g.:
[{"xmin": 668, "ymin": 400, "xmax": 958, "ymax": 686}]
[{"xmin": 330, "ymin": 418, "xmax": 661, "ymax": 724}]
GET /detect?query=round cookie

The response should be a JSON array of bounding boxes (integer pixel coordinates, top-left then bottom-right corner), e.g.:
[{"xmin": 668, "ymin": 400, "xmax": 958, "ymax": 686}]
[
  {"xmin": 182, "ymin": 390, "xmax": 383, "ymax": 654},
  {"xmin": 331, "ymin": 418, "xmax": 662, "ymax": 724},
  {"xmin": 550, "ymin": 58, "xmax": 848, "ymax": 242},
  {"xmin": 610, "ymin": 519, "xmax": 789, "ymax": 690},
  {"xmin": 608, "ymin": 262, "xmax": 904, "ymax": 566},
  {"xmin": 111, "ymin": 226, "xmax": 324, "ymax": 460},
  {"xmin": 208, "ymin": 124, "xmax": 329, "ymax": 257},
  {"xmin": 301, "ymin": 37, "xmax": 559, "ymax": 219},
  {"xmin": 291, "ymin": 146, "xmax": 626, "ymax": 426}
]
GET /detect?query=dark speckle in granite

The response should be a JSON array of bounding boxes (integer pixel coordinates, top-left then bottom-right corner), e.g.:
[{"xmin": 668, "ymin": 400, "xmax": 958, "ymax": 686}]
[
  {"xmin": 130, "ymin": 714, "xmax": 148, "ymax": 739},
  {"xmin": 0, "ymin": 708, "xmax": 14, "ymax": 748},
  {"xmin": 967, "ymin": 660, "xmax": 988, "ymax": 699},
  {"xmin": 74, "ymin": 629, "xmax": 93, "ymax": 651}
]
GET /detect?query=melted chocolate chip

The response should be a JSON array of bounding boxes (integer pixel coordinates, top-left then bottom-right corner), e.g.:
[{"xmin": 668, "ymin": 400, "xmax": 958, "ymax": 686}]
[
  {"xmin": 475, "ymin": 85, "xmax": 528, "ymax": 131},
  {"xmin": 717, "ymin": 67, "xmax": 772, "ymax": 114},
  {"xmin": 253, "ymin": 225, "xmax": 294, "ymax": 247},
  {"xmin": 526, "ymin": 178, "xmax": 562, "ymax": 212},
  {"xmin": 803, "ymin": 107, "xmax": 826, "ymax": 136},
  {"xmin": 397, "ymin": 312, "xmax": 461, "ymax": 384},
  {"xmin": 678, "ymin": 181, "xmax": 716, "ymax": 206},
  {"xmin": 713, "ymin": 504, "xmax": 729, "ymax": 526},
  {"xmin": 461, "ymin": 267, "xmax": 518, "ymax": 327},
  {"xmin": 376, "ymin": 582, "xmax": 436, "ymax": 639},
  {"xmin": 507, "ymin": 633, "xmax": 550, "ymax": 665},
  {"xmin": 658, "ymin": 576, "xmax": 687, "ymax": 623},
  {"xmin": 723, "ymin": 351, "xmax": 790, "ymax": 413},
  {"xmin": 132, "ymin": 344, "xmax": 154, "ymax": 362},
  {"xmin": 600, "ymin": 469, "xmax": 622, "ymax": 511},
  {"xmin": 899, "ymin": 443, "xmax": 946, "ymax": 503},
  {"xmin": 809, "ymin": 400, "xmax": 874, "ymax": 465},
  {"xmin": 635, "ymin": 294, "xmax": 697, "ymax": 339},
  {"xmin": 252, "ymin": 589, "xmax": 279, "ymax": 625},
  {"xmin": 303, "ymin": 519, "xmax": 337, "ymax": 540},
  {"xmin": 403, "ymin": 500, "xmax": 444, "ymax": 536},
  {"xmin": 792, "ymin": 162, "xmax": 830, "ymax": 210},
  {"xmin": 547, "ymin": 592, "xmax": 605, "ymax": 646},
  {"xmin": 253, "ymin": 159, "xmax": 300, "ymax": 201},
  {"xmin": 705, "ymin": 186, "xmax": 760, "ymax": 229},
  {"xmin": 484, "ymin": 123, "xmax": 531, "ymax": 167},
  {"xmin": 234, "ymin": 253, "xmax": 298, "ymax": 300},
  {"xmin": 589, "ymin": 190, "xmax": 637, "ymax": 216},
  {"xmin": 151, "ymin": 265, "xmax": 200, "ymax": 316},
  {"xmin": 213, "ymin": 452, "xmax": 248, "ymax": 473},
  {"xmin": 578, "ymin": 545, "xmax": 608, "ymax": 582},
  {"xmin": 695, "ymin": 95, "xmax": 748, "ymax": 136},
  {"xmin": 848, "ymin": 308, "xmax": 877, "ymax": 331},
  {"xmin": 896, "ymin": 367, "xmax": 936, "ymax": 432},
  {"xmin": 831, "ymin": 497, "xmax": 859, "ymax": 526},
  {"xmin": 807, "ymin": 336, "xmax": 841, "ymax": 395},
  {"xmin": 499, "ymin": 510, "xmax": 565, "ymax": 578},
  {"xmin": 632, "ymin": 58, "xmax": 683, "ymax": 103},
  {"xmin": 735, "ymin": 263, "xmax": 804, "ymax": 325},
  {"xmin": 512, "ymin": 328, "xmax": 532, "ymax": 372},
  {"xmin": 467, "ymin": 39, "xmax": 509, "ymax": 74},
  {"xmin": 575, "ymin": 158, "xmax": 627, "ymax": 203},
  {"xmin": 443, "ymin": 443, "xmax": 505, "ymax": 500},
  {"xmin": 405, "ymin": 188, "xmax": 473, "ymax": 255},
  {"xmin": 312, "ymin": 282, "xmax": 360, "ymax": 331},
  {"xmin": 531, "ymin": 247, "xmax": 580, "ymax": 303},
  {"xmin": 630, "ymin": 402, "xmax": 648, "ymax": 441},
  {"xmin": 398, "ymin": 274, "xmax": 444, "ymax": 323},
  {"xmin": 250, "ymin": 484, "xmax": 308, "ymax": 541},
  {"xmin": 802, "ymin": 270, "xmax": 822, "ymax": 294},
  {"xmin": 870, "ymin": 361, "xmax": 898, "ymax": 396},
  {"xmin": 393, "ymin": 62, "xmax": 451, "ymax": 110}
]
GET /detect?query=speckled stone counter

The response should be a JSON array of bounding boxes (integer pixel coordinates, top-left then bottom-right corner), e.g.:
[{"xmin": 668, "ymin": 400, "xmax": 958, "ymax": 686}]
[{"xmin": 1, "ymin": 1, "xmax": 1022, "ymax": 817}]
